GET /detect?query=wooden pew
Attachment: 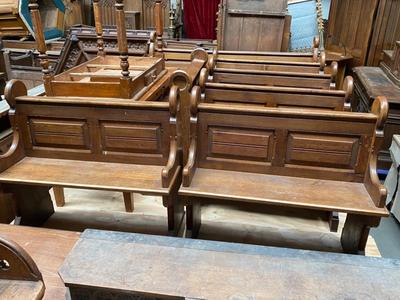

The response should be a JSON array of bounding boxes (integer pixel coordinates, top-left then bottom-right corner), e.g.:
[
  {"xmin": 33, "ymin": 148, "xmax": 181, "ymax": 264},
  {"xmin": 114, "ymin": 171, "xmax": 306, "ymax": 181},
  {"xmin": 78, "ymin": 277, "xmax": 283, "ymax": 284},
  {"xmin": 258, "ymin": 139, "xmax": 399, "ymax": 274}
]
[
  {"xmin": 0, "ymin": 79, "xmax": 183, "ymax": 233},
  {"xmin": 210, "ymin": 62, "xmax": 339, "ymax": 90},
  {"xmin": 180, "ymin": 88, "xmax": 389, "ymax": 254},
  {"xmin": 0, "ymin": 235, "xmax": 45, "ymax": 299},
  {"xmin": 200, "ymin": 74, "xmax": 354, "ymax": 111}
]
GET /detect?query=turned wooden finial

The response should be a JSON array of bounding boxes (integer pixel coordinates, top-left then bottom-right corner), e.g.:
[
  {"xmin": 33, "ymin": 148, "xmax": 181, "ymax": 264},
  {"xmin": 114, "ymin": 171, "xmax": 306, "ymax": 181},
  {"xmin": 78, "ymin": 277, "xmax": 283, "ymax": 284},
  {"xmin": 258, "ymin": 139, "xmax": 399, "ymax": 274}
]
[
  {"xmin": 155, "ymin": 0, "xmax": 164, "ymax": 50},
  {"xmin": 28, "ymin": 0, "xmax": 52, "ymax": 84},
  {"xmin": 93, "ymin": 0, "xmax": 105, "ymax": 56},
  {"xmin": 115, "ymin": 0, "xmax": 130, "ymax": 79}
]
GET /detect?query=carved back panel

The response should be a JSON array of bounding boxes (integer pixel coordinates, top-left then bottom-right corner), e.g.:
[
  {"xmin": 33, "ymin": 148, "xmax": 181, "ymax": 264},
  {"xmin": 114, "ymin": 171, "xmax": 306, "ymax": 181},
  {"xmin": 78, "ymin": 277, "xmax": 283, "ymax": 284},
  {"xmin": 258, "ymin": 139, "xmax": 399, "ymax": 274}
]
[
  {"xmin": 97, "ymin": 0, "xmax": 169, "ymax": 30},
  {"xmin": 195, "ymin": 104, "xmax": 378, "ymax": 182},
  {"xmin": 217, "ymin": 0, "xmax": 290, "ymax": 51},
  {"xmin": 16, "ymin": 100, "xmax": 171, "ymax": 166}
]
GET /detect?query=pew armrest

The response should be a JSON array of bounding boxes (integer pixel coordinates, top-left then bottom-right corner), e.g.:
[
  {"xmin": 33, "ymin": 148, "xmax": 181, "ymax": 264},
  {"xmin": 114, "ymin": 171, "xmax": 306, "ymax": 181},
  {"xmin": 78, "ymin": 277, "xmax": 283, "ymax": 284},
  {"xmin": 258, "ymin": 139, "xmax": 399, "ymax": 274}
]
[
  {"xmin": 364, "ymin": 96, "xmax": 389, "ymax": 208},
  {"xmin": 183, "ymin": 86, "xmax": 200, "ymax": 187},
  {"xmin": 162, "ymin": 86, "xmax": 182, "ymax": 188}
]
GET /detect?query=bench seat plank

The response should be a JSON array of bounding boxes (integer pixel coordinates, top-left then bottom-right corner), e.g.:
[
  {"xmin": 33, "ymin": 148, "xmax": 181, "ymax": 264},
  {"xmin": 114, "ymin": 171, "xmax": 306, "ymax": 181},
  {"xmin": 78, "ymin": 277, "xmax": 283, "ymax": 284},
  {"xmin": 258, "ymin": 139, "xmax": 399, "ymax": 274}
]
[
  {"xmin": 0, "ymin": 157, "xmax": 170, "ymax": 195},
  {"xmin": 180, "ymin": 168, "xmax": 388, "ymax": 217}
]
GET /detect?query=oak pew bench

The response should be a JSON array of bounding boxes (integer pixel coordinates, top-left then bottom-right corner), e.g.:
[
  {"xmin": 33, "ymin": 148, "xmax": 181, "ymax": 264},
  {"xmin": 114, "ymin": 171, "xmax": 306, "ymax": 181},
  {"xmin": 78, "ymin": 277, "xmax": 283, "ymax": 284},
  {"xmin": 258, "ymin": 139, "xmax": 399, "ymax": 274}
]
[
  {"xmin": 180, "ymin": 90, "xmax": 389, "ymax": 254},
  {"xmin": 0, "ymin": 224, "xmax": 80, "ymax": 300},
  {"xmin": 199, "ymin": 73, "xmax": 354, "ymax": 111},
  {"xmin": 0, "ymin": 80, "xmax": 184, "ymax": 234},
  {"xmin": 209, "ymin": 63, "xmax": 339, "ymax": 90},
  {"xmin": 0, "ymin": 234, "xmax": 46, "ymax": 300},
  {"xmin": 59, "ymin": 229, "xmax": 400, "ymax": 299}
]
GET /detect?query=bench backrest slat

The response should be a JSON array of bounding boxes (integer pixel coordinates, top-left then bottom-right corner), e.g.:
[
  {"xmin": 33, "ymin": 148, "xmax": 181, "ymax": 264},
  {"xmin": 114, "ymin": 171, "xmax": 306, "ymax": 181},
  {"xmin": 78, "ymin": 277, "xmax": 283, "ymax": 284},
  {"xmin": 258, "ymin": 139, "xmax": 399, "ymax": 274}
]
[
  {"xmin": 195, "ymin": 103, "xmax": 377, "ymax": 183},
  {"xmin": 16, "ymin": 98, "xmax": 172, "ymax": 166},
  {"xmin": 203, "ymin": 82, "xmax": 351, "ymax": 111}
]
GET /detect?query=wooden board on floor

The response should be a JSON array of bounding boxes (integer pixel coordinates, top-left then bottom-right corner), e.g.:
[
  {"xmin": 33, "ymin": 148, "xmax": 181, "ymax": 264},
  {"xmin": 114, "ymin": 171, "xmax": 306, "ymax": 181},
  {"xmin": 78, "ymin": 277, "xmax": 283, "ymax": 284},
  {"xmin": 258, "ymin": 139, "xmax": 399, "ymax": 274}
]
[{"xmin": 59, "ymin": 229, "xmax": 400, "ymax": 299}]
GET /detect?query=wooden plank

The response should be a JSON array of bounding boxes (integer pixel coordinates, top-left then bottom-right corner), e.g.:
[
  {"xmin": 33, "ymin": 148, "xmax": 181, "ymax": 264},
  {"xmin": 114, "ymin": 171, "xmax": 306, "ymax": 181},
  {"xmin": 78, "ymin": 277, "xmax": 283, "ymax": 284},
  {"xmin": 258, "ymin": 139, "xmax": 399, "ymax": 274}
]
[
  {"xmin": 59, "ymin": 229, "xmax": 400, "ymax": 299},
  {"xmin": 0, "ymin": 157, "xmax": 169, "ymax": 195},
  {"xmin": 180, "ymin": 168, "xmax": 388, "ymax": 217}
]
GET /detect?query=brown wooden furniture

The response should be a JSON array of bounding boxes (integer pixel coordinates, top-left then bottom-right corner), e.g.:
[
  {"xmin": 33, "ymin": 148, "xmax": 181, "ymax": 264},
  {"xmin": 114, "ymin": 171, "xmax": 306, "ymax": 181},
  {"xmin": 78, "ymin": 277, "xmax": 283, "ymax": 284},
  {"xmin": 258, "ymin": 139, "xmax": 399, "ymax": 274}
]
[
  {"xmin": 353, "ymin": 67, "xmax": 400, "ymax": 169},
  {"xmin": 200, "ymin": 77, "xmax": 353, "ymax": 111},
  {"xmin": 180, "ymin": 88, "xmax": 389, "ymax": 254},
  {"xmin": 326, "ymin": 0, "xmax": 400, "ymax": 68},
  {"xmin": 96, "ymin": 0, "xmax": 169, "ymax": 31},
  {"xmin": 0, "ymin": 224, "xmax": 80, "ymax": 299},
  {"xmin": 59, "ymin": 229, "xmax": 400, "ymax": 298},
  {"xmin": 216, "ymin": 0, "xmax": 290, "ymax": 51},
  {"xmin": 54, "ymin": 26, "xmax": 155, "ymax": 75},
  {"xmin": 0, "ymin": 79, "xmax": 183, "ymax": 232},
  {"xmin": 0, "ymin": 235, "xmax": 45, "ymax": 299},
  {"xmin": 0, "ymin": 0, "xmax": 30, "ymax": 37},
  {"xmin": 381, "ymin": 41, "xmax": 400, "ymax": 86},
  {"xmin": 209, "ymin": 63, "xmax": 339, "ymax": 90}
]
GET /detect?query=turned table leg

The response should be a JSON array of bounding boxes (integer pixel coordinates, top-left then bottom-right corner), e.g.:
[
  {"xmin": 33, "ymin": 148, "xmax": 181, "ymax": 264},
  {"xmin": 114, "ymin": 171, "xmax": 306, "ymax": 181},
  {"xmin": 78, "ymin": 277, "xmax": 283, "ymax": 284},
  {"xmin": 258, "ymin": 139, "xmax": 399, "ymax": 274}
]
[
  {"xmin": 123, "ymin": 192, "xmax": 134, "ymax": 212},
  {"xmin": 186, "ymin": 197, "xmax": 202, "ymax": 238},
  {"xmin": 53, "ymin": 186, "xmax": 65, "ymax": 207},
  {"xmin": 5, "ymin": 184, "xmax": 54, "ymax": 226}
]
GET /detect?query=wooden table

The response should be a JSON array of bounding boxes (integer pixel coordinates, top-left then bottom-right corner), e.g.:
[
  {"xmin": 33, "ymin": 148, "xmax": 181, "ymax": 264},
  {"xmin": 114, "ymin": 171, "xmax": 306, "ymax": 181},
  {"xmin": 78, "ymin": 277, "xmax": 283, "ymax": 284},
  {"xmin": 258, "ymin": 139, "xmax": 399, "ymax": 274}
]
[
  {"xmin": 60, "ymin": 229, "xmax": 400, "ymax": 299},
  {"xmin": 0, "ymin": 225, "xmax": 80, "ymax": 300}
]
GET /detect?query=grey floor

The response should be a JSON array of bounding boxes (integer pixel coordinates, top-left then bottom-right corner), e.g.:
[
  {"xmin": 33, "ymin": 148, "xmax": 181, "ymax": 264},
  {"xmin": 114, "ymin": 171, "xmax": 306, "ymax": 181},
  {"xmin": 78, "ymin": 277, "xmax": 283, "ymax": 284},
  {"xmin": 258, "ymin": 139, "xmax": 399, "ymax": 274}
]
[{"xmin": 371, "ymin": 214, "xmax": 400, "ymax": 259}]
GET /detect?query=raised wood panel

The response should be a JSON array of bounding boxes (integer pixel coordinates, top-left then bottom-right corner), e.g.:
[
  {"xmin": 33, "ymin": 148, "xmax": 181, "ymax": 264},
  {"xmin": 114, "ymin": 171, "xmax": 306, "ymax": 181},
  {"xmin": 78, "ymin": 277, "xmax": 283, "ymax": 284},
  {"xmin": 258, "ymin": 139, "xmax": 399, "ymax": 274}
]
[
  {"xmin": 218, "ymin": 0, "xmax": 289, "ymax": 51},
  {"xmin": 100, "ymin": 122, "xmax": 161, "ymax": 154},
  {"xmin": 208, "ymin": 127, "xmax": 273, "ymax": 160},
  {"xmin": 17, "ymin": 103, "xmax": 170, "ymax": 166},
  {"xmin": 286, "ymin": 133, "xmax": 360, "ymax": 169},
  {"xmin": 28, "ymin": 118, "xmax": 90, "ymax": 150},
  {"xmin": 197, "ymin": 110, "xmax": 375, "ymax": 181}
]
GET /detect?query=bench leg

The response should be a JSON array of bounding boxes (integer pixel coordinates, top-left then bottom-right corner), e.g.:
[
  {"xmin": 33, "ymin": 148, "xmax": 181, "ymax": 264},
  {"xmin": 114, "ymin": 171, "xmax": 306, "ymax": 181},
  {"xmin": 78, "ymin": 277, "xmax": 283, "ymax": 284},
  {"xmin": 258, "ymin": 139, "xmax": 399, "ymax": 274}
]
[
  {"xmin": 186, "ymin": 198, "xmax": 202, "ymax": 238},
  {"xmin": 164, "ymin": 195, "xmax": 184, "ymax": 236},
  {"xmin": 53, "ymin": 186, "xmax": 65, "ymax": 207},
  {"xmin": 328, "ymin": 211, "xmax": 339, "ymax": 232},
  {"xmin": 5, "ymin": 184, "xmax": 54, "ymax": 226},
  {"xmin": 341, "ymin": 215, "xmax": 379, "ymax": 254},
  {"xmin": 123, "ymin": 192, "xmax": 134, "ymax": 212}
]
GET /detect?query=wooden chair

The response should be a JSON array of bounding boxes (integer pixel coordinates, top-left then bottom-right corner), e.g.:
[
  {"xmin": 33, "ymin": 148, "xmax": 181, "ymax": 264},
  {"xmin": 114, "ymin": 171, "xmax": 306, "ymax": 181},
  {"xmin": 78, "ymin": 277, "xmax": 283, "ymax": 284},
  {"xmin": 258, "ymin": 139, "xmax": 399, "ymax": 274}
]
[
  {"xmin": 0, "ymin": 236, "xmax": 45, "ymax": 299},
  {"xmin": 199, "ymin": 70, "xmax": 353, "ymax": 111},
  {"xmin": 180, "ymin": 88, "xmax": 389, "ymax": 254}
]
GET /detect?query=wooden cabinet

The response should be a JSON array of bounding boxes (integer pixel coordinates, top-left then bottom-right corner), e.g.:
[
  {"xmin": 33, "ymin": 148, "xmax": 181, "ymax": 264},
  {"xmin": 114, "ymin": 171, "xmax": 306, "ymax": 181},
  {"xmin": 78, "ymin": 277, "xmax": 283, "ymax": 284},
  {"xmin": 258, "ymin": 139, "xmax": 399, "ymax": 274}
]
[{"xmin": 353, "ymin": 66, "xmax": 400, "ymax": 169}]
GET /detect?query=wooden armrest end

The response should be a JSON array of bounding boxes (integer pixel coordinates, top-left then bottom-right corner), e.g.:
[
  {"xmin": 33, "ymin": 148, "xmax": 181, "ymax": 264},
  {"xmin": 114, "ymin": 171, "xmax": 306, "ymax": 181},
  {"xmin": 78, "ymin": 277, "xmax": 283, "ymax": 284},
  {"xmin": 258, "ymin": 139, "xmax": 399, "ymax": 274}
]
[
  {"xmin": 365, "ymin": 96, "xmax": 389, "ymax": 208},
  {"xmin": 182, "ymin": 86, "xmax": 200, "ymax": 187},
  {"xmin": 162, "ymin": 86, "xmax": 182, "ymax": 188}
]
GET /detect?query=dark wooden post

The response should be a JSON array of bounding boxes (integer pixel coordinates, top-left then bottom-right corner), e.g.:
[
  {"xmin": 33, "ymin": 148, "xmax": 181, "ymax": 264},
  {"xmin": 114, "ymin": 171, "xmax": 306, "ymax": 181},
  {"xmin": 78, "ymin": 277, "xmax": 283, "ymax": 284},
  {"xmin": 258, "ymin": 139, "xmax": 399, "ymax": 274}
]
[
  {"xmin": 93, "ymin": 0, "xmax": 105, "ymax": 56},
  {"xmin": 28, "ymin": 0, "xmax": 53, "ymax": 95},
  {"xmin": 154, "ymin": 0, "xmax": 163, "ymax": 50},
  {"xmin": 115, "ymin": 0, "xmax": 130, "ymax": 98}
]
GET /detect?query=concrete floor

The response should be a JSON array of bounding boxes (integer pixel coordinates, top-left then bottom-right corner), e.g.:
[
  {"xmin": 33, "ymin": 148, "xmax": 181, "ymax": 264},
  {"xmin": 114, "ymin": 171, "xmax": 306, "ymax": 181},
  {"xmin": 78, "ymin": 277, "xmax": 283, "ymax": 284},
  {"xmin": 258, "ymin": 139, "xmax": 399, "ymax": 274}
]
[
  {"xmin": 371, "ymin": 214, "xmax": 400, "ymax": 259},
  {"xmin": 44, "ymin": 188, "xmax": 381, "ymax": 256}
]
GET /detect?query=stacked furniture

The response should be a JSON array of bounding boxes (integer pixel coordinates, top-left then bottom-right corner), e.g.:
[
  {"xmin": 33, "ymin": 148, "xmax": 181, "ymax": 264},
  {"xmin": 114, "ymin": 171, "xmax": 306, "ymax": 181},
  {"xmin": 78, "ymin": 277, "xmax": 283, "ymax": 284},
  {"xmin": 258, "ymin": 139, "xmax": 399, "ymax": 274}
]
[{"xmin": 0, "ymin": 0, "xmax": 390, "ymax": 257}]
